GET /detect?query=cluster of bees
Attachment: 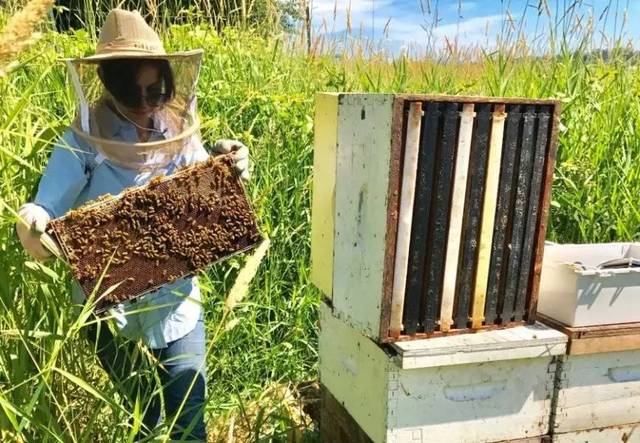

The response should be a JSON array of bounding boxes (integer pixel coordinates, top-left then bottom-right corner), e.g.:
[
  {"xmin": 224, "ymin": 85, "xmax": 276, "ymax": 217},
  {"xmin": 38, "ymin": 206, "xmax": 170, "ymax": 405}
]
[{"xmin": 47, "ymin": 155, "xmax": 261, "ymax": 306}]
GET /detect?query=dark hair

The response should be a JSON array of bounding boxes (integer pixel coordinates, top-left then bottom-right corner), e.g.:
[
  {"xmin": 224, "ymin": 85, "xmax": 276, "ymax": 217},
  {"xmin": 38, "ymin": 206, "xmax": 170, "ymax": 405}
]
[{"xmin": 98, "ymin": 58, "xmax": 175, "ymax": 109}]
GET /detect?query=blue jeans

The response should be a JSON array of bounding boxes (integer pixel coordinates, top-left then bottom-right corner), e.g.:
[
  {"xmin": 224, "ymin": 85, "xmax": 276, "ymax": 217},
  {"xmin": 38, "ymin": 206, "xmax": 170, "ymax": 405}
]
[{"xmin": 85, "ymin": 312, "xmax": 208, "ymax": 441}]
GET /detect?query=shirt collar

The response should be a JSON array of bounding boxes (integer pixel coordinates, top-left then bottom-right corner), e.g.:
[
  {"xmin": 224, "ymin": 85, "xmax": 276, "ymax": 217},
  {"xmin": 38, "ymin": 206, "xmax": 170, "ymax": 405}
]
[{"xmin": 96, "ymin": 101, "xmax": 169, "ymax": 141}]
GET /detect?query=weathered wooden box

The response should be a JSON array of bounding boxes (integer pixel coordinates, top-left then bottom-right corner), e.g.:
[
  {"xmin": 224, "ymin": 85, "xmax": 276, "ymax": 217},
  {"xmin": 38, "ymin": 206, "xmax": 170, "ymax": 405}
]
[
  {"xmin": 552, "ymin": 350, "xmax": 640, "ymax": 435},
  {"xmin": 552, "ymin": 423, "xmax": 640, "ymax": 442},
  {"xmin": 536, "ymin": 317, "xmax": 640, "ymax": 436},
  {"xmin": 319, "ymin": 303, "xmax": 567, "ymax": 443},
  {"xmin": 537, "ymin": 314, "xmax": 640, "ymax": 437},
  {"xmin": 538, "ymin": 242, "xmax": 640, "ymax": 327},
  {"xmin": 311, "ymin": 93, "xmax": 561, "ymax": 342}
]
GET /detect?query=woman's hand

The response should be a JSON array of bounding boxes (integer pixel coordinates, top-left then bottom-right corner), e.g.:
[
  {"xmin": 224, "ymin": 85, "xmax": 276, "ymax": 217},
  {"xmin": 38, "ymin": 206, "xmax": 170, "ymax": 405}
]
[
  {"xmin": 213, "ymin": 139, "xmax": 250, "ymax": 181},
  {"xmin": 16, "ymin": 203, "xmax": 60, "ymax": 261}
]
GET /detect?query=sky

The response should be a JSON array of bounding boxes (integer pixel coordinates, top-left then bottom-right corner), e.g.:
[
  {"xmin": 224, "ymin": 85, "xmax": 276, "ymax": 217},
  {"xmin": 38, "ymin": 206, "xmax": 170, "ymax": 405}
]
[{"xmin": 309, "ymin": 0, "xmax": 640, "ymax": 55}]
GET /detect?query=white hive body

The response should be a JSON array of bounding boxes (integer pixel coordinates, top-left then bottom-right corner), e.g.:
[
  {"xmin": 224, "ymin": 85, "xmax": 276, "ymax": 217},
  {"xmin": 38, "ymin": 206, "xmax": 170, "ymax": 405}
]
[
  {"xmin": 552, "ymin": 423, "xmax": 640, "ymax": 443},
  {"xmin": 551, "ymin": 350, "xmax": 640, "ymax": 435},
  {"xmin": 319, "ymin": 303, "xmax": 567, "ymax": 443},
  {"xmin": 537, "ymin": 241, "xmax": 640, "ymax": 438}
]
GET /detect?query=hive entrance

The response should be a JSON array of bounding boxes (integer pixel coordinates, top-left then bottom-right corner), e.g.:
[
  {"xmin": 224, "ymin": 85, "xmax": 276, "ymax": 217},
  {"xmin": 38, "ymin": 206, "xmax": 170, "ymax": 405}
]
[{"xmin": 47, "ymin": 155, "xmax": 261, "ymax": 313}]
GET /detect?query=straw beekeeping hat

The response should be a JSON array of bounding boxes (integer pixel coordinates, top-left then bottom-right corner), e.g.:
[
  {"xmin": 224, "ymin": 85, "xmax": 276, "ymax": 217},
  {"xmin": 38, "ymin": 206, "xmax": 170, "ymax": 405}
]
[
  {"xmin": 65, "ymin": 8, "xmax": 204, "ymax": 171},
  {"xmin": 75, "ymin": 8, "xmax": 202, "ymax": 62}
]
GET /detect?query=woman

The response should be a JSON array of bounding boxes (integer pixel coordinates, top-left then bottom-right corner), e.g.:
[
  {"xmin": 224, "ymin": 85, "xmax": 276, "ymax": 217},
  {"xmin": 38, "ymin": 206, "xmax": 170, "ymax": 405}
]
[{"xmin": 15, "ymin": 9, "xmax": 248, "ymax": 441}]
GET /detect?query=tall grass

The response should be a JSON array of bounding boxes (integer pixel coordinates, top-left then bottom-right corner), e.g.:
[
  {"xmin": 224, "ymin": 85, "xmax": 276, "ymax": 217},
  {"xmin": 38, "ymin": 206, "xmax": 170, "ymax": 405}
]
[{"xmin": 0, "ymin": 0, "xmax": 639, "ymax": 441}]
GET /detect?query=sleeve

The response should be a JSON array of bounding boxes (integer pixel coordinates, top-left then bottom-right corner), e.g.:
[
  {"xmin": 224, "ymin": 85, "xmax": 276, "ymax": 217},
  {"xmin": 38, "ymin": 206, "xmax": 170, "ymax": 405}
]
[
  {"xmin": 33, "ymin": 130, "xmax": 89, "ymax": 218},
  {"xmin": 181, "ymin": 134, "xmax": 210, "ymax": 166}
]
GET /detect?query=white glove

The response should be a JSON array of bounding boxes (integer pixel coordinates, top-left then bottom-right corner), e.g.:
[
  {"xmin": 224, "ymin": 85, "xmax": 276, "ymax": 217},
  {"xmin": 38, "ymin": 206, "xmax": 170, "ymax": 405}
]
[
  {"xmin": 213, "ymin": 139, "xmax": 250, "ymax": 181},
  {"xmin": 16, "ymin": 203, "xmax": 60, "ymax": 261}
]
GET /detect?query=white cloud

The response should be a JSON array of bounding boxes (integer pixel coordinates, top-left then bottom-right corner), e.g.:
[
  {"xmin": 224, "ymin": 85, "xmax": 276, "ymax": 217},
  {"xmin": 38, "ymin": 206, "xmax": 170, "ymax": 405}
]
[
  {"xmin": 311, "ymin": 0, "xmax": 506, "ymax": 54},
  {"xmin": 311, "ymin": 0, "xmax": 394, "ymax": 15}
]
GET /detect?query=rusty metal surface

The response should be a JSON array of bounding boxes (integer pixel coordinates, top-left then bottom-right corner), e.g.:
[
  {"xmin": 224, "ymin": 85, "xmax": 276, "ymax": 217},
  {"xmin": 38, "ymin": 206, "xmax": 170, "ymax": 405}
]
[{"xmin": 47, "ymin": 155, "xmax": 261, "ymax": 313}]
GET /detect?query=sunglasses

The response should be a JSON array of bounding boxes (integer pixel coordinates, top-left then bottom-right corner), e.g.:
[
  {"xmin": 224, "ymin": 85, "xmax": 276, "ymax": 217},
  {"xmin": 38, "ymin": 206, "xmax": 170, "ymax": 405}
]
[
  {"xmin": 114, "ymin": 82, "xmax": 171, "ymax": 109},
  {"xmin": 138, "ymin": 84, "xmax": 170, "ymax": 107}
]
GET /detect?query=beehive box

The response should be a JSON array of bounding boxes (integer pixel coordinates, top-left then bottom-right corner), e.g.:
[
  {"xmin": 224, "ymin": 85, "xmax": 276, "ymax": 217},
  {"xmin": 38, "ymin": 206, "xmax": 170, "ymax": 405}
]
[
  {"xmin": 321, "ymin": 386, "xmax": 553, "ymax": 443},
  {"xmin": 552, "ymin": 423, "xmax": 640, "ymax": 442},
  {"xmin": 538, "ymin": 242, "xmax": 640, "ymax": 327},
  {"xmin": 47, "ymin": 155, "xmax": 261, "ymax": 312},
  {"xmin": 537, "ymin": 316, "xmax": 640, "ymax": 436},
  {"xmin": 550, "ymin": 350, "xmax": 640, "ymax": 435},
  {"xmin": 312, "ymin": 93, "xmax": 561, "ymax": 342},
  {"xmin": 319, "ymin": 303, "xmax": 567, "ymax": 443}
]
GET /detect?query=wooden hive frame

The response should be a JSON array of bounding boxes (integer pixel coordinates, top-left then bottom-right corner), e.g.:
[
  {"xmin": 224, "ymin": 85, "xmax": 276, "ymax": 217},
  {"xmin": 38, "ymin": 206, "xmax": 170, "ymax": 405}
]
[
  {"xmin": 47, "ymin": 155, "xmax": 262, "ymax": 313},
  {"xmin": 311, "ymin": 93, "xmax": 562, "ymax": 343}
]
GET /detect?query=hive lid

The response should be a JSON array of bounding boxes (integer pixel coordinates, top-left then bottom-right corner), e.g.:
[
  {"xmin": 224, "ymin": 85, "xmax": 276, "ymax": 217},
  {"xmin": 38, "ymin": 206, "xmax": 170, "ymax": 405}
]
[{"xmin": 391, "ymin": 322, "xmax": 567, "ymax": 369}]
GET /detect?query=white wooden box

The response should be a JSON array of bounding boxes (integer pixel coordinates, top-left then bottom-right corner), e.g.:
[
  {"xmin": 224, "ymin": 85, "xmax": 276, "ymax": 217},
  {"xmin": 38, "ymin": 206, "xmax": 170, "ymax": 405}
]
[
  {"xmin": 552, "ymin": 350, "xmax": 640, "ymax": 434},
  {"xmin": 538, "ymin": 242, "xmax": 640, "ymax": 326},
  {"xmin": 552, "ymin": 423, "xmax": 640, "ymax": 442},
  {"xmin": 552, "ymin": 423, "xmax": 640, "ymax": 443},
  {"xmin": 319, "ymin": 303, "xmax": 568, "ymax": 443}
]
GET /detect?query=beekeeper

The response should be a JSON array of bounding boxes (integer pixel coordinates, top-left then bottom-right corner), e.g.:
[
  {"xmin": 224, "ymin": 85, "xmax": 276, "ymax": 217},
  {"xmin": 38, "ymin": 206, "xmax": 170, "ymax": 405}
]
[{"xmin": 14, "ymin": 9, "xmax": 246, "ymax": 441}]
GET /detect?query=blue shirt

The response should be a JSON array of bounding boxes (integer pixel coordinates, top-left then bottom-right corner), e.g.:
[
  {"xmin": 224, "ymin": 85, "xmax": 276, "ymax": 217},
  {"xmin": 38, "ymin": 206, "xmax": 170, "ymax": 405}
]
[{"xmin": 34, "ymin": 104, "xmax": 209, "ymax": 348}]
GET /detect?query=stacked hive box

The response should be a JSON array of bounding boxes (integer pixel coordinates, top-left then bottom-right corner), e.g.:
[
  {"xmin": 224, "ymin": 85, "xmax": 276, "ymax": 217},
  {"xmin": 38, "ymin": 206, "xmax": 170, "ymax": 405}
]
[
  {"xmin": 312, "ymin": 93, "xmax": 566, "ymax": 442},
  {"xmin": 312, "ymin": 94, "xmax": 561, "ymax": 342},
  {"xmin": 538, "ymin": 243, "xmax": 640, "ymax": 442},
  {"xmin": 319, "ymin": 304, "xmax": 567, "ymax": 442}
]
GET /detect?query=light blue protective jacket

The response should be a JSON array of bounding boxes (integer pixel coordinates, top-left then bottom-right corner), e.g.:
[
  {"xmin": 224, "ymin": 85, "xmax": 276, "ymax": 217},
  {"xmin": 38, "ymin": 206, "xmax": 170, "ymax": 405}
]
[{"xmin": 34, "ymin": 104, "xmax": 208, "ymax": 348}]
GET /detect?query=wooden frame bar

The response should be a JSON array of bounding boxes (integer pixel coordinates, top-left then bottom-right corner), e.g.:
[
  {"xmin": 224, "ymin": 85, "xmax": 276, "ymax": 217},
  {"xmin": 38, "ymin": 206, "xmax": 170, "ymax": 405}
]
[
  {"xmin": 484, "ymin": 105, "xmax": 522, "ymax": 324},
  {"xmin": 502, "ymin": 106, "xmax": 537, "ymax": 321},
  {"xmin": 423, "ymin": 102, "xmax": 460, "ymax": 332},
  {"xmin": 455, "ymin": 103, "xmax": 491, "ymax": 329},
  {"xmin": 403, "ymin": 102, "xmax": 441, "ymax": 335},
  {"xmin": 471, "ymin": 104, "xmax": 507, "ymax": 328},
  {"xmin": 514, "ymin": 108, "xmax": 551, "ymax": 321},
  {"xmin": 440, "ymin": 103, "xmax": 475, "ymax": 332},
  {"xmin": 389, "ymin": 102, "xmax": 423, "ymax": 336},
  {"xmin": 525, "ymin": 103, "xmax": 563, "ymax": 323}
]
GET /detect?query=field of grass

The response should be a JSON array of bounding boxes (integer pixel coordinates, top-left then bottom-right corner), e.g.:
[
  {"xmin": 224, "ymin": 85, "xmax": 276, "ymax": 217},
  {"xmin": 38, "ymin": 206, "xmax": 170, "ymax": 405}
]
[{"xmin": 1, "ymin": 1, "xmax": 639, "ymax": 441}]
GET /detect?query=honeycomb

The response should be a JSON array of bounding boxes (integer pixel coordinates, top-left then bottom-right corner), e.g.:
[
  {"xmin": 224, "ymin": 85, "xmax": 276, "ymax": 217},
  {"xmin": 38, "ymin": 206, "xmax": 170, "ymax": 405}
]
[{"xmin": 46, "ymin": 155, "xmax": 261, "ymax": 313}]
